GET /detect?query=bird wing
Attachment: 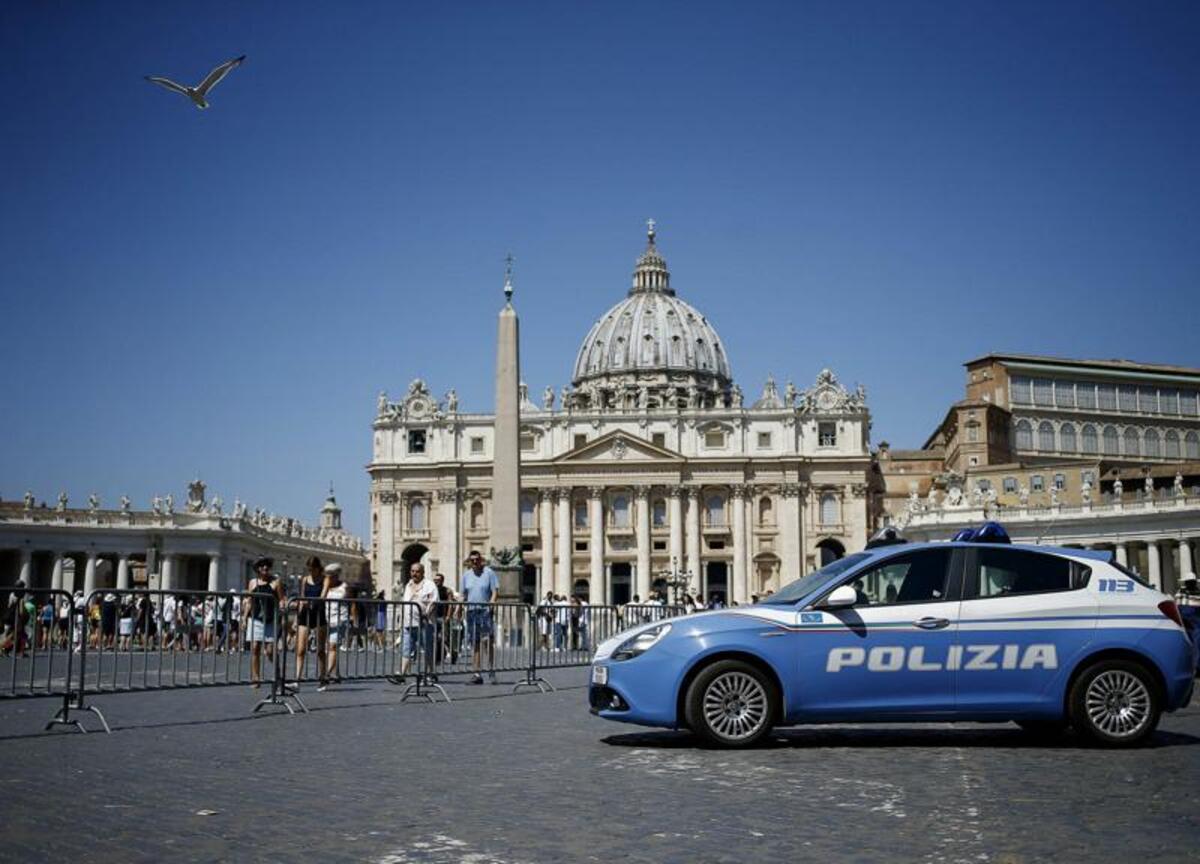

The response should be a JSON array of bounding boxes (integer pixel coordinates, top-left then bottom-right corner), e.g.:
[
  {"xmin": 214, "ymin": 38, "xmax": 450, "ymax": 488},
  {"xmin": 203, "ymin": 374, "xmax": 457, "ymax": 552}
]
[
  {"xmin": 195, "ymin": 55, "xmax": 246, "ymax": 96},
  {"xmin": 145, "ymin": 76, "xmax": 190, "ymax": 96}
]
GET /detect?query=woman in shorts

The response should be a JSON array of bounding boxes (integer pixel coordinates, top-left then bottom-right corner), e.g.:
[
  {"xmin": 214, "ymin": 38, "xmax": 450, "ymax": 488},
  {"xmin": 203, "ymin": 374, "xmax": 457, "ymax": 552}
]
[
  {"xmin": 117, "ymin": 596, "xmax": 135, "ymax": 651},
  {"xmin": 245, "ymin": 557, "xmax": 282, "ymax": 688},
  {"xmin": 320, "ymin": 563, "xmax": 347, "ymax": 690},
  {"xmin": 294, "ymin": 556, "xmax": 328, "ymax": 687}
]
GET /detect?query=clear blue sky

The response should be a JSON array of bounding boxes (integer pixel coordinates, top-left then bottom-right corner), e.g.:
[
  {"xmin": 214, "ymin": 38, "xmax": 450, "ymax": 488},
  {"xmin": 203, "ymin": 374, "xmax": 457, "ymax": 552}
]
[{"xmin": 3, "ymin": 1, "xmax": 1198, "ymax": 537}]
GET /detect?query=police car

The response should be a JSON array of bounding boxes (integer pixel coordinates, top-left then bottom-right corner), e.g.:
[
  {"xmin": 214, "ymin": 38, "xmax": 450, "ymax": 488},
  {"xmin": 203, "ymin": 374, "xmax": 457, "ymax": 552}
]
[{"xmin": 589, "ymin": 523, "xmax": 1196, "ymax": 748}]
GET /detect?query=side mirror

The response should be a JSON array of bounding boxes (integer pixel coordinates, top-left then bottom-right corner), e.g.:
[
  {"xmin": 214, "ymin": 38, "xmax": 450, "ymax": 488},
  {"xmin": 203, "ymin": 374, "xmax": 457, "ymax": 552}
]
[{"xmin": 819, "ymin": 584, "xmax": 858, "ymax": 609}]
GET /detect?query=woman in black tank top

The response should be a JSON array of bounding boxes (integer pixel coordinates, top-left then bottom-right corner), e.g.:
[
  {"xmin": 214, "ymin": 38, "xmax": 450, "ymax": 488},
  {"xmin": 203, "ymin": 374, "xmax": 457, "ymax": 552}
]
[
  {"xmin": 246, "ymin": 557, "xmax": 281, "ymax": 688},
  {"xmin": 293, "ymin": 556, "xmax": 328, "ymax": 687}
]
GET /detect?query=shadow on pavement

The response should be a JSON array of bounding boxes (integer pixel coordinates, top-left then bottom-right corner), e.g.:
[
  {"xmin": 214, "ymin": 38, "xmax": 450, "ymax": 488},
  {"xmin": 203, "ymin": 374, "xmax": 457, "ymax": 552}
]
[{"xmin": 602, "ymin": 726, "xmax": 1200, "ymax": 750}]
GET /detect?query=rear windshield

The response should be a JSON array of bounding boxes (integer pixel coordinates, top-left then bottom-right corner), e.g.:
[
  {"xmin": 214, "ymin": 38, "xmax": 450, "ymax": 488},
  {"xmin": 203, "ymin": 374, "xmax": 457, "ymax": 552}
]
[{"xmin": 760, "ymin": 553, "xmax": 871, "ymax": 605}]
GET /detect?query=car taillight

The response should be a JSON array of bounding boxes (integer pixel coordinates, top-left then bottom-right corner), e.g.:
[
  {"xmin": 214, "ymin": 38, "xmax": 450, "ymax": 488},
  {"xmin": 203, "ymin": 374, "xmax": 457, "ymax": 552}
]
[{"xmin": 1158, "ymin": 600, "xmax": 1184, "ymax": 628}]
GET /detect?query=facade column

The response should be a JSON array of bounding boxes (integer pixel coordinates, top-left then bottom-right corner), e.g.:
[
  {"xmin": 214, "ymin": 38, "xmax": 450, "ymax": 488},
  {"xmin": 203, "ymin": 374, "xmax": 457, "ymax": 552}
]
[
  {"xmin": 51, "ymin": 554, "xmax": 65, "ymax": 591},
  {"xmin": 161, "ymin": 554, "xmax": 175, "ymax": 591},
  {"xmin": 556, "ymin": 489, "xmax": 572, "ymax": 597},
  {"xmin": 1180, "ymin": 538, "xmax": 1195, "ymax": 579},
  {"xmin": 780, "ymin": 485, "xmax": 800, "ymax": 581},
  {"xmin": 83, "ymin": 551, "xmax": 98, "ymax": 597},
  {"xmin": 207, "ymin": 554, "xmax": 220, "ymax": 593},
  {"xmin": 377, "ymin": 491, "xmax": 397, "ymax": 596},
  {"xmin": 731, "ymin": 486, "xmax": 747, "ymax": 605},
  {"xmin": 117, "ymin": 556, "xmax": 130, "ymax": 591},
  {"xmin": 438, "ymin": 489, "xmax": 460, "ymax": 584},
  {"xmin": 539, "ymin": 489, "xmax": 555, "ymax": 599},
  {"xmin": 798, "ymin": 483, "xmax": 809, "ymax": 577},
  {"xmin": 686, "ymin": 487, "xmax": 702, "ymax": 591},
  {"xmin": 1115, "ymin": 543, "xmax": 1129, "ymax": 568},
  {"xmin": 17, "ymin": 548, "xmax": 33, "ymax": 587},
  {"xmin": 635, "ymin": 487, "xmax": 651, "ymax": 601},
  {"xmin": 589, "ymin": 487, "xmax": 605, "ymax": 605},
  {"xmin": 668, "ymin": 487, "xmax": 684, "ymax": 576},
  {"xmin": 1146, "ymin": 541, "xmax": 1162, "ymax": 591}
]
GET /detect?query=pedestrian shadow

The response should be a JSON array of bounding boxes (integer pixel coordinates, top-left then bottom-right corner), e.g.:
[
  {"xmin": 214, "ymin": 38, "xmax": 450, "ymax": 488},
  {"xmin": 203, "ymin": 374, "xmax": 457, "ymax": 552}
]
[{"xmin": 602, "ymin": 726, "xmax": 1200, "ymax": 750}]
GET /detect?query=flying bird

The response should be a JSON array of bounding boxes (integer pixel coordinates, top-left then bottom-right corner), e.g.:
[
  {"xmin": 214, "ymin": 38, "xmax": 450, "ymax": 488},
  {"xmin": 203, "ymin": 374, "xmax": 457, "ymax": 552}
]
[{"xmin": 145, "ymin": 55, "xmax": 246, "ymax": 109}]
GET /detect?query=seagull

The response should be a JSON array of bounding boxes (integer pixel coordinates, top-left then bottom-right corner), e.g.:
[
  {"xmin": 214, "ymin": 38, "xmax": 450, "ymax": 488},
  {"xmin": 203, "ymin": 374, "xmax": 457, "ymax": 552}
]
[{"xmin": 145, "ymin": 55, "xmax": 246, "ymax": 109}]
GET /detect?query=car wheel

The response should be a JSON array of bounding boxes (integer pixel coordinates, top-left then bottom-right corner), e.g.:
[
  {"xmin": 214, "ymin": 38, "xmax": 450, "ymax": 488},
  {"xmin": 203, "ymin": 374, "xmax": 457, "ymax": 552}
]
[
  {"xmin": 684, "ymin": 659, "xmax": 778, "ymax": 748},
  {"xmin": 1068, "ymin": 659, "xmax": 1161, "ymax": 747}
]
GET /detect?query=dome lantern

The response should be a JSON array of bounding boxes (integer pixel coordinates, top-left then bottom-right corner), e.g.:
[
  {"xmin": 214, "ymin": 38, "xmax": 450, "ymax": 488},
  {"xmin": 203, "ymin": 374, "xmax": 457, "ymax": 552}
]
[{"xmin": 631, "ymin": 217, "xmax": 672, "ymax": 295}]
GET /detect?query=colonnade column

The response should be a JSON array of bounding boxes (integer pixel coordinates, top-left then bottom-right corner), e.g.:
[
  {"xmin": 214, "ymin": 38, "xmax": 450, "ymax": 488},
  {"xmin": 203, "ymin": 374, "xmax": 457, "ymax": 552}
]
[
  {"xmin": 207, "ymin": 554, "xmax": 220, "ymax": 593},
  {"xmin": 83, "ymin": 551, "xmax": 98, "ymax": 596},
  {"xmin": 1115, "ymin": 543, "xmax": 1128, "ymax": 568},
  {"xmin": 556, "ymin": 489, "xmax": 572, "ymax": 597},
  {"xmin": 117, "ymin": 556, "xmax": 130, "ymax": 591},
  {"xmin": 51, "ymin": 554, "xmax": 64, "ymax": 591},
  {"xmin": 686, "ymin": 488, "xmax": 702, "ymax": 591},
  {"xmin": 539, "ymin": 489, "xmax": 555, "ymax": 598},
  {"xmin": 779, "ymin": 485, "xmax": 799, "ymax": 581},
  {"xmin": 731, "ymin": 486, "xmax": 747, "ymax": 605},
  {"xmin": 17, "ymin": 548, "xmax": 32, "ymax": 587},
  {"xmin": 437, "ymin": 489, "xmax": 460, "ymax": 585},
  {"xmin": 1180, "ymin": 539, "xmax": 1195, "ymax": 579},
  {"xmin": 668, "ymin": 487, "xmax": 684, "ymax": 577},
  {"xmin": 161, "ymin": 554, "xmax": 175, "ymax": 591},
  {"xmin": 589, "ymin": 488, "xmax": 605, "ymax": 605},
  {"xmin": 1146, "ymin": 542, "xmax": 1162, "ymax": 591},
  {"xmin": 635, "ymin": 487, "xmax": 651, "ymax": 601}
]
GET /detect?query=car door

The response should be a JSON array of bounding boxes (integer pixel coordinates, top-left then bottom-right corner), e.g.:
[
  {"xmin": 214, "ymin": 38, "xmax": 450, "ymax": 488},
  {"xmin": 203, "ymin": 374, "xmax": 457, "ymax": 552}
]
[
  {"xmin": 793, "ymin": 547, "xmax": 963, "ymax": 719},
  {"xmin": 954, "ymin": 546, "xmax": 1097, "ymax": 715}
]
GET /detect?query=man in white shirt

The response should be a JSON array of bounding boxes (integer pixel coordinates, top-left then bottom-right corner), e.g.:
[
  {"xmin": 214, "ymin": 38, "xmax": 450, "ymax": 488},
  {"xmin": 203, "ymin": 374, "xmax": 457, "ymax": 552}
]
[{"xmin": 399, "ymin": 563, "xmax": 439, "ymax": 683}]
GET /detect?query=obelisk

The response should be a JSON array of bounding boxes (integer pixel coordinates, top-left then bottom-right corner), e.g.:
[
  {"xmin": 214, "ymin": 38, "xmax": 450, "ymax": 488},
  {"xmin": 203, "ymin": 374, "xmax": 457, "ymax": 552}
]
[{"xmin": 490, "ymin": 255, "xmax": 523, "ymax": 601}]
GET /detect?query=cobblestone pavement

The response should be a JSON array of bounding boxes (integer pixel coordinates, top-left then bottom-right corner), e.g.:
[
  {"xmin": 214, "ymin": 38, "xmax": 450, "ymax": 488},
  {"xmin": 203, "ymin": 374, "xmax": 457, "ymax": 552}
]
[{"xmin": 0, "ymin": 669, "xmax": 1197, "ymax": 863}]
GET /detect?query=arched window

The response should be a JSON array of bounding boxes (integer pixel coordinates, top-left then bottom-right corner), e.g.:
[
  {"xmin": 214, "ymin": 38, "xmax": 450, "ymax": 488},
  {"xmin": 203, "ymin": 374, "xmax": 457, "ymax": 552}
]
[
  {"xmin": 1014, "ymin": 419, "xmax": 1033, "ymax": 450},
  {"xmin": 574, "ymin": 500, "xmax": 588, "ymax": 529},
  {"xmin": 1144, "ymin": 429, "xmax": 1160, "ymax": 458},
  {"xmin": 1185, "ymin": 431, "xmax": 1200, "ymax": 460},
  {"xmin": 409, "ymin": 499, "xmax": 426, "ymax": 532},
  {"xmin": 1102, "ymin": 426, "xmax": 1119, "ymax": 456},
  {"xmin": 1165, "ymin": 431, "xmax": 1180, "ymax": 460},
  {"xmin": 705, "ymin": 495, "xmax": 725, "ymax": 526},
  {"xmin": 1081, "ymin": 424, "xmax": 1098, "ymax": 454},
  {"xmin": 1123, "ymin": 427, "xmax": 1140, "ymax": 457},
  {"xmin": 1038, "ymin": 421, "xmax": 1055, "ymax": 452},
  {"xmin": 819, "ymin": 492, "xmax": 839, "ymax": 526},
  {"xmin": 611, "ymin": 495, "xmax": 630, "ymax": 528},
  {"xmin": 652, "ymin": 498, "xmax": 667, "ymax": 528},
  {"xmin": 1060, "ymin": 423, "xmax": 1077, "ymax": 453},
  {"xmin": 470, "ymin": 501, "xmax": 484, "ymax": 530},
  {"xmin": 758, "ymin": 496, "xmax": 773, "ymax": 526},
  {"xmin": 519, "ymin": 495, "xmax": 535, "ymax": 531}
]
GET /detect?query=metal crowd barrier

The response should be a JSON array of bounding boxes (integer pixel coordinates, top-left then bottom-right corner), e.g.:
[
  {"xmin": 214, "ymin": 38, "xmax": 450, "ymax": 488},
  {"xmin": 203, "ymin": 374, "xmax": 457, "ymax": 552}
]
[{"xmin": 0, "ymin": 583, "xmax": 695, "ymax": 735}]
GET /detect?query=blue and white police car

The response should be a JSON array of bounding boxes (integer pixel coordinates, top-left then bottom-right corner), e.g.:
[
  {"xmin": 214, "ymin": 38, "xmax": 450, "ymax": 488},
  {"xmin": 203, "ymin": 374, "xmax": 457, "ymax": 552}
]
[{"xmin": 589, "ymin": 524, "xmax": 1196, "ymax": 747}]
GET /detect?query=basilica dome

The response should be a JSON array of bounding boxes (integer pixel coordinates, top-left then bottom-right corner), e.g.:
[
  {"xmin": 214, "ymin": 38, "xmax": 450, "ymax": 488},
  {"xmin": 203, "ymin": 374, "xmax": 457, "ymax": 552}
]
[{"xmin": 572, "ymin": 224, "xmax": 732, "ymax": 388}]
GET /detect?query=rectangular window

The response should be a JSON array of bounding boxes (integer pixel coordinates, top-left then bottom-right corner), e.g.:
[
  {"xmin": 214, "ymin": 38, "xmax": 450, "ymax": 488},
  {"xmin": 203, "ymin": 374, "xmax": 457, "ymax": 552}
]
[
  {"xmin": 977, "ymin": 479, "xmax": 992, "ymax": 492},
  {"xmin": 1081, "ymin": 470, "xmax": 1095, "ymax": 486},
  {"xmin": 818, "ymin": 422, "xmax": 837, "ymax": 447},
  {"xmin": 1077, "ymin": 383, "xmax": 1097, "ymax": 410},
  {"xmin": 1031, "ymin": 474, "xmax": 1044, "ymax": 492},
  {"xmin": 708, "ymin": 540, "xmax": 725, "ymax": 550},
  {"xmin": 704, "ymin": 430, "xmax": 726, "ymax": 448},
  {"xmin": 652, "ymin": 432, "xmax": 666, "ymax": 447},
  {"xmin": 1053, "ymin": 473, "xmax": 1066, "ymax": 490},
  {"xmin": 519, "ymin": 433, "xmax": 536, "ymax": 452},
  {"xmin": 1011, "ymin": 376, "xmax": 1032, "ymax": 404},
  {"xmin": 1098, "ymin": 385, "xmax": 1117, "ymax": 411},
  {"xmin": 1003, "ymin": 477, "xmax": 1017, "ymax": 493},
  {"xmin": 1054, "ymin": 381, "xmax": 1075, "ymax": 408},
  {"xmin": 966, "ymin": 425, "xmax": 978, "ymax": 442},
  {"xmin": 407, "ymin": 430, "xmax": 427, "ymax": 454},
  {"xmin": 970, "ymin": 547, "xmax": 1074, "ymax": 599},
  {"xmin": 1118, "ymin": 385, "xmax": 1137, "ymax": 412},
  {"xmin": 573, "ymin": 434, "xmax": 588, "ymax": 449},
  {"xmin": 575, "ymin": 541, "xmax": 588, "ymax": 552},
  {"xmin": 653, "ymin": 541, "xmax": 667, "ymax": 551},
  {"xmin": 520, "ymin": 542, "xmax": 534, "ymax": 553},
  {"xmin": 1033, "ymin": 379, "xmax": 1053, "ymax": 406},
  {"xmin": 1182, "ymin": 390, "xmax": 1198, "ymax": 416},
  {"xmin": 574, "ymin": 502, "xmax": 588, "ymax": 529},
  {"xmin": 757, "ymin": 431, "xmax": 772, "ymax": 448},
  {"xmin": 1160, "ymin": 389, "xmax": 1179, "ymax": 415},
  {"xmin": 470, "ymin": 436, "xmax": 485, "ymax": 455},
  {"xmin": 1138, "ymin": 387, "xmax": 1158, "ymax": 414}
]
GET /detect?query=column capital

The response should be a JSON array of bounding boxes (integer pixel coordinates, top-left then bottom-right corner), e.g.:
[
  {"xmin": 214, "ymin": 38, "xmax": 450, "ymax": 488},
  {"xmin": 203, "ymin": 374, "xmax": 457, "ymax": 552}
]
[
  {"xmin": 667, "ymin": 485, "xmax": 685, "ymax": 499},
  {"xmin": 731, "ymin": 484, "xmax": 748, "ymax": 500},
  {"xmin": 589, "ymin": 486, "xmax": 606, "ymax": 499},
  {"xmin": 684, "ymin": 485, "xmax": 701, "ymax": 501},
  {"xmin": 634, "ymin": 485, "xmax": 651, "ymax": 500},
  {"xmin": 435, "ymin": 488, "xmax": 461, "ymax": 503}
]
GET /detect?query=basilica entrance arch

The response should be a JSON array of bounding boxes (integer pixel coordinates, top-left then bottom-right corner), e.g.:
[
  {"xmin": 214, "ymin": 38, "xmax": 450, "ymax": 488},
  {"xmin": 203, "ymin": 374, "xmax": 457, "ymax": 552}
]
[
  {"xmin": 704, "ymin": 561, "xmax": 728, "ymax": 604},
  {"xmin": 521, "ymin": 563, "xmax": 537, "ymax": 604},
  {"xmin": 572, "ymin": 577, "xmax": 590, "ymax": 602},
  {"xmin": 817, "ymin": 538, "xmax": 845, "ymax": 566},
  {"xmin": 610, "ymin": 562, "xmax": 632, "ymax": 605},
  {"xmin": 399, "ymin": 543, "xmax": 428, "ymax": 594}
]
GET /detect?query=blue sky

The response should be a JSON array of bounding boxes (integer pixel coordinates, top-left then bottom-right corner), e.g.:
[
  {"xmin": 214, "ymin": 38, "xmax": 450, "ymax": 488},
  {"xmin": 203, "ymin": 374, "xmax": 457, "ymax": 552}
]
[{"xmin": 2, "ymin": 1, "xmax": 1198, "ymax": 537}]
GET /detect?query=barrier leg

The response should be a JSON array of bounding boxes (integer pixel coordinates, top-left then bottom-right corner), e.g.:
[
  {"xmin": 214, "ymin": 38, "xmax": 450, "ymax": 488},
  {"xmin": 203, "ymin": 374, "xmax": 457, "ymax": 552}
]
[
  {"xmin": 514, "ymin": 611, "xmax": 553, "ymax": 694},
  {"xmin": 251, "ymin": 610, "xmax": 307, "ymax": 716},
  {"xmin": 44, "ymin": 692, "xmax": 111, "ymax": 734}
]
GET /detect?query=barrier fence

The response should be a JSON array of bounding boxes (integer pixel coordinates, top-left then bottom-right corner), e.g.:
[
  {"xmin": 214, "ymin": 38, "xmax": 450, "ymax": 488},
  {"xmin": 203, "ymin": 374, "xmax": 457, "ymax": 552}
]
[{"xmin": 0, "ymin": 585, "xmax": 690, "ymax": 733}]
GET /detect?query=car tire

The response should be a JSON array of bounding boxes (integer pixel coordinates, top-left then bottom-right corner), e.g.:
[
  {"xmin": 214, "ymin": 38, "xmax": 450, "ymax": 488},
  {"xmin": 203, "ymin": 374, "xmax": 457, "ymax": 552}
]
[
  {"xmin": 1068, "ymin": 659, "xmax": 1161, "ymax": 748},
  {"xmin": 684, "ymin": 659, "xmax": 778, "ymax": 748}
]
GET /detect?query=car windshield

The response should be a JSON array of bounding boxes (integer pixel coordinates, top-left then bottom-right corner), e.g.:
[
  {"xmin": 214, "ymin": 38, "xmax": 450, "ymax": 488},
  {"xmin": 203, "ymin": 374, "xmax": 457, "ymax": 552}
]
[{"xmin": 759, "ymin": 553, "xmax": 871, "ymax": 605}]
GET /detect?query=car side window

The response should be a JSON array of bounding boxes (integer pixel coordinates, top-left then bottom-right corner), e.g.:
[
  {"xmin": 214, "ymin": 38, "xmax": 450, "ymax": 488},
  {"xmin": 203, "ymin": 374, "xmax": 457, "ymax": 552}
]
[
  {"xmin": 970, "ymin": 547, "xmax": 1072, "ymax": 599},
  {"xmin": 845, "ymin": 549, "xmax": 952, "ymax": 607}
]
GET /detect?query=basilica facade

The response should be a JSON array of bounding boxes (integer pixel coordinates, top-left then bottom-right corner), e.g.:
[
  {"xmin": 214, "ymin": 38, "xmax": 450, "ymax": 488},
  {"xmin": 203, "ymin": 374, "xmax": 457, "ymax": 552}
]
[{"xmin": 369, "ymin": 225, "xmax": 877, "ymax": 603}]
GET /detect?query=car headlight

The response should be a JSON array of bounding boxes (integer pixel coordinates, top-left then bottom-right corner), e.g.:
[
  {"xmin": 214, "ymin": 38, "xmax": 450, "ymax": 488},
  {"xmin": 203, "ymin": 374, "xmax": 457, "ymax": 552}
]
[{"xmin": 611, "ymin": 623, "xmax": 672, "ymax": 661}]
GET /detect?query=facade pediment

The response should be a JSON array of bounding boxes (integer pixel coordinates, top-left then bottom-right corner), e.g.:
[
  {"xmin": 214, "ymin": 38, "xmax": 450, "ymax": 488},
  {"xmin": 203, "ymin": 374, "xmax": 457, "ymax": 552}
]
[{"xmin": 553, "ymin": 430, "xmax": 684, "ymax": 464}]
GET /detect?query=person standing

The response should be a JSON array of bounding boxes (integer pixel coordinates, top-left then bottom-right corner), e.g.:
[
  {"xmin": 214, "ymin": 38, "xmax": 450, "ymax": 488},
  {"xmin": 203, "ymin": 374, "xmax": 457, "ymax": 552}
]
[
  {"xmin": 321, "ymin": 563, "xmax": 347, "ymax": 690},
  {"xmin": 398, "ymin": 564, "xmax": 438, "ymax": 683},
  {"xmin": 461, "ymin": 550, "xmax": 498, "ymax": 685},
  {"xmin": 294, "ymin": 556, "xmax": 328, "ymax": 688},
  {"xmin": 245, "ymin": 557, "xmax": 282, "ymax": 688},
  {"xmin": 432, "ymin": 574, "xmax": 451, "ymax": 666}
]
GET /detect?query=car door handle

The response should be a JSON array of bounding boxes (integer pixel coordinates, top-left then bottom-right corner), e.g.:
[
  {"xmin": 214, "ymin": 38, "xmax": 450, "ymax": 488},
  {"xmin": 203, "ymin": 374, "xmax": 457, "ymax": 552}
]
[{"xmin": 913, "ymin": 617, "xmax": 950, "ymax": 630}]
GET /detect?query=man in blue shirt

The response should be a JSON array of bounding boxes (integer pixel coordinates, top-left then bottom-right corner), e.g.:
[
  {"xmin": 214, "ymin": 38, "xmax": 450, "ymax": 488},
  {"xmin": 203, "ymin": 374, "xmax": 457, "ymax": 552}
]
[{"xmin": 461, "ymin": 550, "xmax": 499, "ymax": 684}]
